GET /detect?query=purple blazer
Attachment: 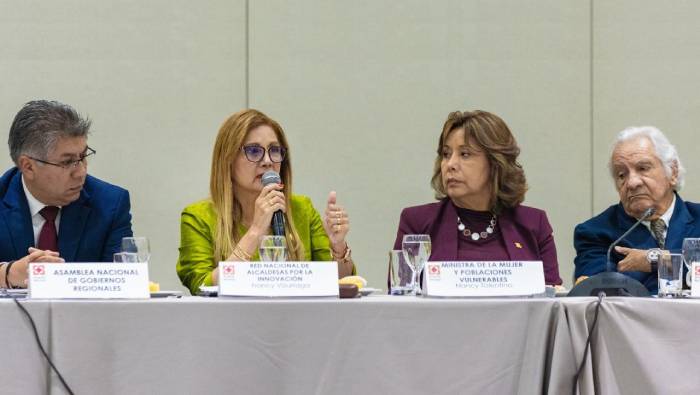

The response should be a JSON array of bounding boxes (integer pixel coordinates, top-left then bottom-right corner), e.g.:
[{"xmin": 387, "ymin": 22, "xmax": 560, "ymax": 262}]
[{"xmin": 393, "ymin": 199, "xmax": 562, "ymax": 285}]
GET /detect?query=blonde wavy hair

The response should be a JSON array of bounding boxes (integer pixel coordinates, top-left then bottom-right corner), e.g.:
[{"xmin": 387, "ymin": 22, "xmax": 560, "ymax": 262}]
[{"xmin": 210, "ymin": 109, "xmax": 304, "ymax": 261}]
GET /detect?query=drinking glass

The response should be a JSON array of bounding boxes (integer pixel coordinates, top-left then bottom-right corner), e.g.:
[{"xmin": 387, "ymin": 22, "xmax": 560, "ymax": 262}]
[
  {"xmin": 658, "ymin": 252, "xmax": 683, "ymax": 297},
  {"xmin": 259, "ymin": 236, "xmax": 287, "ymax": 262},
  {"xmin": 402, "ymin": 234, "xmax": 432, "ymax": 296},
  {"xmin": 388, "ymin": 250, "xmax": 412, "ymax": 295},
  {"xmin": 682, "ymin": 238, "xmax": 700, "ymax": 287},
  {"xmin": 121, "ymin": 237, "xmax": 150, "ymax": 263},
  {"xmin": 113, "ymin": 252, "xmax": 139, "ymax": 263}
]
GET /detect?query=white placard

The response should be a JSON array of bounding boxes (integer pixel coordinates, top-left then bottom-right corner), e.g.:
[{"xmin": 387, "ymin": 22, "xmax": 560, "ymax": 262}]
[
  {"xmin": 691, "ymin": 262, "xmax": 700, "ymax": 298},
  {"xmin": 28, "ymin": 262, "xmax": 150, "ymax": 299},
  {"xmin": 218, "ymin": 261, "xmax": 339, "ymax": 297},
  {"xmin": 424, "ymin": 261, "xmax": 545, "ymax": 297}
]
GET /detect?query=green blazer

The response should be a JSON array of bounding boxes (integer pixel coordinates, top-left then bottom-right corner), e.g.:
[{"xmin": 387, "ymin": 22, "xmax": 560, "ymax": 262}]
[{"xmin": 177, "ymin": 195, "xmax": 348, "ymax": 294}]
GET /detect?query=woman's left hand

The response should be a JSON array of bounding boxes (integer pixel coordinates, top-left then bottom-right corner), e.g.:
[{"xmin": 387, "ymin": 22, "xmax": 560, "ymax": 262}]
[{"xmin": 323, "ymin": 191, "xmax": 350, "ymax": 252}]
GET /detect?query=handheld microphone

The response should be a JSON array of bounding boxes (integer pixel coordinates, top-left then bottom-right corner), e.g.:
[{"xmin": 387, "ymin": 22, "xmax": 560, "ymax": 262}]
[
  {"xmin": 261, "ymin": 171, "xmax": 285, "ymax": 236},
  {"xmin": 605, "ymin": 207, "xmax": 656, "ymax": 272}
]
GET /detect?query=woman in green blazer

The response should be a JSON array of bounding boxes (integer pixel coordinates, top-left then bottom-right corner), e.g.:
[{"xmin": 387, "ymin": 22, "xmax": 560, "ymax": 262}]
[{"xmin": 177, "ymin": 109, "xmax": 355, "ymax": 294}]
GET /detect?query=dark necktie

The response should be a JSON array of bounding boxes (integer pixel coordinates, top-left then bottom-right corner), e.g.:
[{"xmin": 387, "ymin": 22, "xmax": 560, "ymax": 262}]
[
  {"xmin": 38, "ymin": 206, "xmax": 59, "ymax": 251},
  {"xmin": 650, "ymin": 219, "xmax": 667, "ymax": 249}
]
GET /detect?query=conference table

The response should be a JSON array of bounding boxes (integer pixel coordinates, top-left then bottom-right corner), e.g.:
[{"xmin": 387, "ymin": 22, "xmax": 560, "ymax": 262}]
[
  {"xmin": 0, "ymin": 295, "xmax": 697, "ymax": 395},
  {"xmin": 562, "ymin": 297, "xmax": 700, "ymax": 395}
]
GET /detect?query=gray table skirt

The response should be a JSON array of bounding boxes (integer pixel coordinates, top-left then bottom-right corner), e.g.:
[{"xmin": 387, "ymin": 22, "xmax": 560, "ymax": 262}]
[
  {"xmin": 1, "ymin": 296, "xmax": 694, "ymax": 395},
  {"xmin": 563, "ymin": 297, "xmax": 700, "ymax": 395}
]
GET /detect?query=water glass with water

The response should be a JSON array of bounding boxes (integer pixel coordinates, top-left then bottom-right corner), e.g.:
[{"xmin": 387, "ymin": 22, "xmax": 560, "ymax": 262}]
[
  {"xmin": 658, "ymin": 252, "xmax": 683, "ymax": 297},
  {"xmin": 388, "ymin": 250, "xmax": 412, "ymax": 295},
  {"xmin": 402, "ymin": 234, "xmax": 432, "ymax": 296},
  {"xmin": 121, "ymin": 237, "xmax": 150, "ymax": 263},
  {"xmin": 682, "ymin": 238, "xmax": 700, "ymax": 287},
  {"xmin": 113, "ymin": 252, "xmax": 140, "ymax": 263},
  {"xmin": 259, "ymin": 236, "xmax": 287, "ymax": 262}
]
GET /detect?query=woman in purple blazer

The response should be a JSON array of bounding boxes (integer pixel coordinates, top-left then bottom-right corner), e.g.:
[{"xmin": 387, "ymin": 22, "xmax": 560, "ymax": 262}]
[{"xmin": 393, "ymin": 110, "xmax": 562, "ymax": 285}]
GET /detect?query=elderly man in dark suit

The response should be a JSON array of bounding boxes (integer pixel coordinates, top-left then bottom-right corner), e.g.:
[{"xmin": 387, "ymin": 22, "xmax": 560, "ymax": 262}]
[
  {"xmin": 0, "ymin": 100, "xmax": 133, "ymax": 288},
  {"xmin": 574, "ymin": 126, "xmax": 699, "ymax": 294}
]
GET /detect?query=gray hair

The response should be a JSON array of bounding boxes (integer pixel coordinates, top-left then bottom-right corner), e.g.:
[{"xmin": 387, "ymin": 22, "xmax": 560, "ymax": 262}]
[
  {"xmin": 8, "ymin": 100, "xmax": 91, "ymax": 164},
  {"xmin": 610, "ymin": 126, "xmax": 685, "ymax": 191}
]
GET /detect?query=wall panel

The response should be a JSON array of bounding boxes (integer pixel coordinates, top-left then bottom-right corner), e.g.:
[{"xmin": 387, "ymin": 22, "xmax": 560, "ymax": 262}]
[
  {"xmin": 593, "ymin": 0, "xmax": 700, "ymax": 215},
  {"xmin": 0, "ymin": 0, "xmax": 247, "ymax": 292},
  {"xmin": 250, "ymin": 0, "xmax": 591, "ymax": 287}
]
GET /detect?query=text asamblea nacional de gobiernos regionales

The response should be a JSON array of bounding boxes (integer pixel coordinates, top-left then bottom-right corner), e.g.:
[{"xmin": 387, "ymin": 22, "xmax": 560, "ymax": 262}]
[{"xmin": 51, "ymin": 268, "xmax": 140, "ymax": 292}]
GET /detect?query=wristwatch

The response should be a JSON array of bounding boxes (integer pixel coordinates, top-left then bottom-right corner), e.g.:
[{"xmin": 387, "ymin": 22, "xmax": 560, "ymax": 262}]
[{"xmin": 646, "ymin": 248, "xmax": 662, "ymax": 271}]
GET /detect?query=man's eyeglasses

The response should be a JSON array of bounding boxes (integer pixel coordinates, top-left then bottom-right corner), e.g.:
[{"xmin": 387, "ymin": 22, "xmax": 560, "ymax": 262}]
[
  {"xmin": 241, "ymin": 144, "xmax": 286, "ymax": 163},
  {"xmin": 29, "ymin": 146, "xmax": 96, "ymax": 170}
]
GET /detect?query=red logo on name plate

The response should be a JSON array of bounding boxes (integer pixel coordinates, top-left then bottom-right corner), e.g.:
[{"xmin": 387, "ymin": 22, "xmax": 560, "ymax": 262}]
[
  {"xmin": 695, "ymin": 266, "xmax": 700, "ymax": 277},
  {"xmin": 428, "ymin": 264, "xmax": 440, "ymax": 279},
  {"xmin": 223, "ymin": 264, "xmax": 235, "ymax": 277},
  {"xmin": 33, "ymin": 265, "xmax": 45, "ymax": 276}
]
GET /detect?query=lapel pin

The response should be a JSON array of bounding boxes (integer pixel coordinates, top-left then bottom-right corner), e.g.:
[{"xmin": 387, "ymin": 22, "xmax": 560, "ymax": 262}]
[{"xmin": 514, "ymin": 242, "xmax": 523, "ymax": 249}]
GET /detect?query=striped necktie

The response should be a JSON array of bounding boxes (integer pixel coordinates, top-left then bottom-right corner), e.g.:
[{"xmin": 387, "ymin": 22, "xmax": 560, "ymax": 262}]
[{"xmin": 650, "ymin": 219, "xmax": 667, "ymax": 249}]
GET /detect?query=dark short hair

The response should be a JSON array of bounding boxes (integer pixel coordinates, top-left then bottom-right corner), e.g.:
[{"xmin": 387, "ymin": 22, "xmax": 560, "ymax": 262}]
[
  {"xmin": 431, "ymin": 110, "xmax": 528, "ymax": 213},
  {"xmin": 8, "ymin": 100, "xmax": 91, "ymax": 163}
]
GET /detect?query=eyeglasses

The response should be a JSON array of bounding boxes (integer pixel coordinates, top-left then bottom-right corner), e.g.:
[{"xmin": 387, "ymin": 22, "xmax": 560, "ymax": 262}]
[
  {"xmin": 29, "ymin": 146, "xmax": 96, "ymax": 170},
  {"xmin": 241, "ymin": 144, "xmax": 286, "ymax": 163}
]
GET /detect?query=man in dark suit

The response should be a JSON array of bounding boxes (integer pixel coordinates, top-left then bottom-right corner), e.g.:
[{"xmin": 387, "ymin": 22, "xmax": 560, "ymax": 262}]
[
  {"xmin": 0, "ymin": 100, "xmax": 133, "ymax": 288},
  {"xmin": 574, "ymin": 126, "xmax": 699, "ymax": 294}
]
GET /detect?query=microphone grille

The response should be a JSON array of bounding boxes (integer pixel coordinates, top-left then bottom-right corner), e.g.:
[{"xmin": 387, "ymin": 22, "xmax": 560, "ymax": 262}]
[
  {"xmin": 261, "ymin": 171, "xmax": 281, "ymax": 186},
  {"xmin": 644, "ymin": 207, "xmax": 656, "ymax": 218}
]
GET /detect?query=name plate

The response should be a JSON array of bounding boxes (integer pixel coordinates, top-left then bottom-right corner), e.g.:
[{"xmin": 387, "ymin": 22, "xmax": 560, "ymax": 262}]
[
  {"xmin": 691, "ymin": 262, "xmax": 700, "ymax": 297},
  {"xmin": 218, "ymin": 261, "xmax": 339, "ymax": 297},
  {"xmin": 424, "ymin": 261, "xmax": 545, "ymax": 297},
  {"xmin": 28, "ymin": 263, "xmax": 150, "ymax": 299}
]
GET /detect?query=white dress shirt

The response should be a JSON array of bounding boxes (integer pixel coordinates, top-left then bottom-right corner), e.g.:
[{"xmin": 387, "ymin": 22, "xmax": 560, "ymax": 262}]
[{"xmin": 21, "ymin": 175, "xmax": 62, "ymax": 245}]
